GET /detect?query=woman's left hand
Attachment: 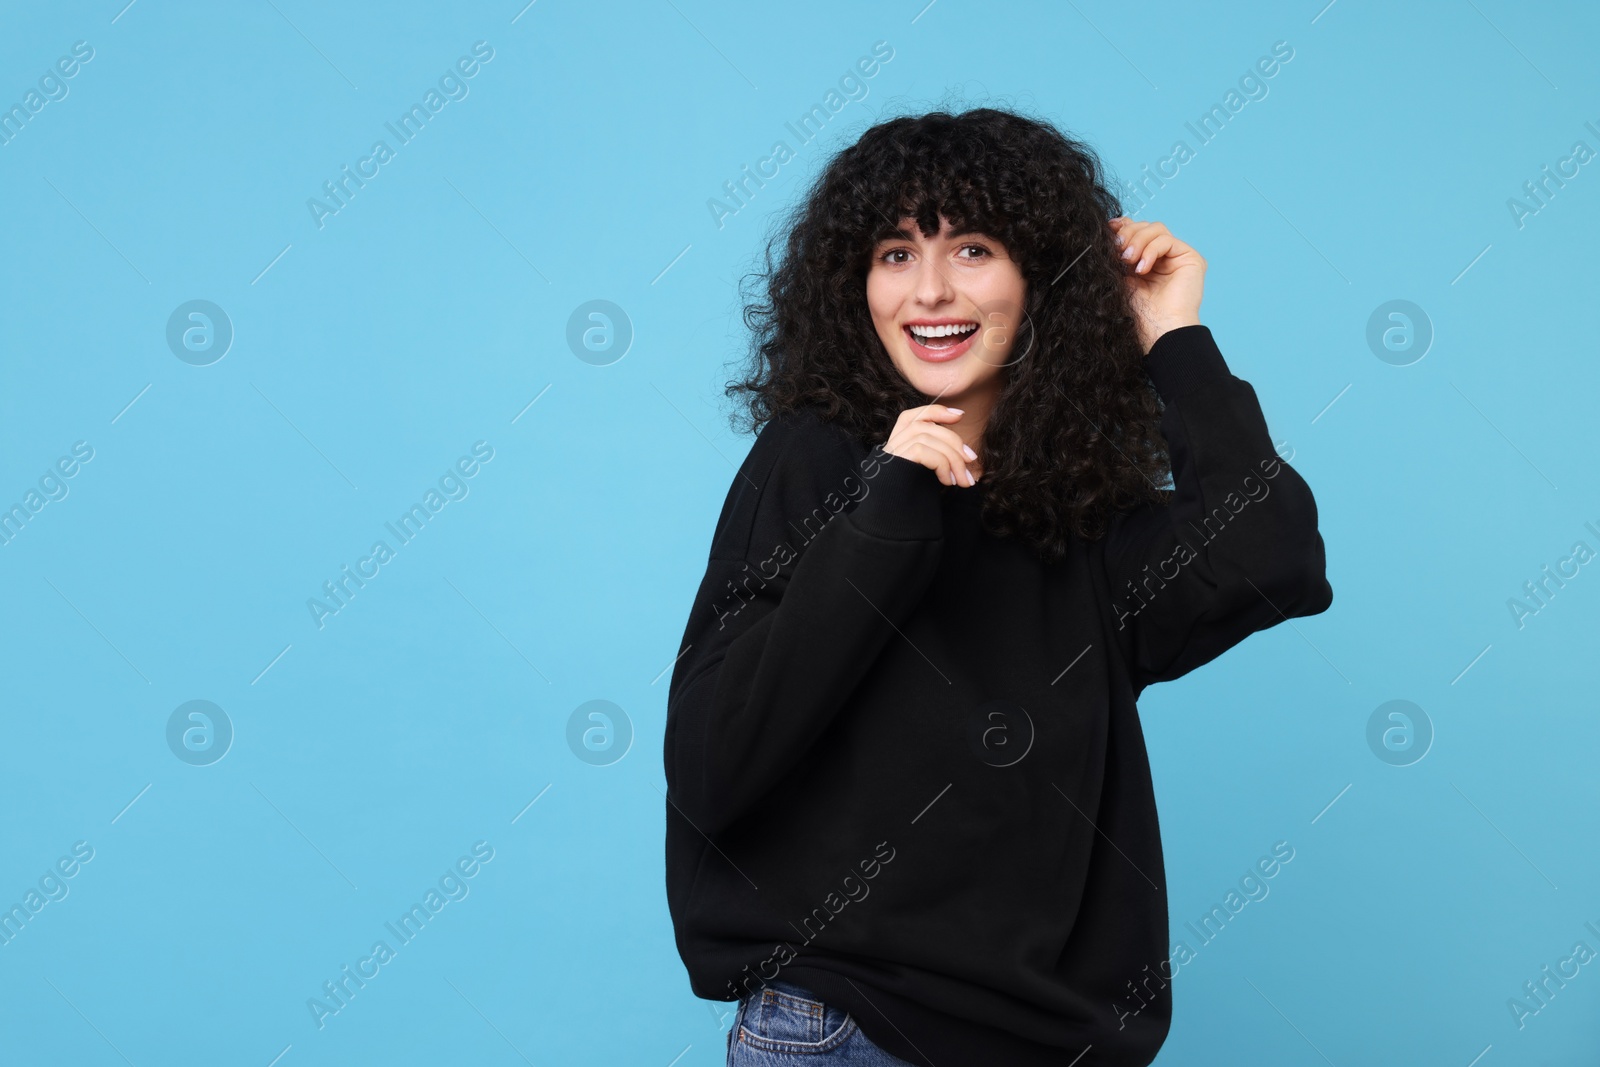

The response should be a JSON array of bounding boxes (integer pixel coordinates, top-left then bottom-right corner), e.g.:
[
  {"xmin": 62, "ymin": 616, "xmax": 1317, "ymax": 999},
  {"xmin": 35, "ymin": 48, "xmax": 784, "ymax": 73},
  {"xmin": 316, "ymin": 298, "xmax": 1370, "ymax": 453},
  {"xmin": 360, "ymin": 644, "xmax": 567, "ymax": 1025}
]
[{"xmin": 1108, "ymin": 216, "xmax": 1206, "ymax": 353}]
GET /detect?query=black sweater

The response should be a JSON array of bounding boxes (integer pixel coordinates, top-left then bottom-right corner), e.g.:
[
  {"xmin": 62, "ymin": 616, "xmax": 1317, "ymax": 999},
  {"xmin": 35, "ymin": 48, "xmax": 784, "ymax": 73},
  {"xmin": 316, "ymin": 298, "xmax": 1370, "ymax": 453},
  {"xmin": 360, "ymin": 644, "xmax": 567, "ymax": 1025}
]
[{"xmin": 663, "ymin": 325, "xmax": 1333, "ymax": 1067}]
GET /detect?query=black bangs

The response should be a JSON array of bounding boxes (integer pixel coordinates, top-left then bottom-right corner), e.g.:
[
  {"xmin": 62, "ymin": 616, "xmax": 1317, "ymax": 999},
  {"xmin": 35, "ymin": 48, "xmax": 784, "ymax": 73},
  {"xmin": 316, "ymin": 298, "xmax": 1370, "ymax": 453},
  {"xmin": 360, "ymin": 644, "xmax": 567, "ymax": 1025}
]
[
  {"xmin": 863, "ymin": 175, "xmax": 1015, "ymax": 255},
  {"xmin": 838, "ymin": 110, "xmax": 1037, "ymax": 271},
  {"xmin": 856, "ymin": 140, "xmax": 1020, "ymax": 265}
]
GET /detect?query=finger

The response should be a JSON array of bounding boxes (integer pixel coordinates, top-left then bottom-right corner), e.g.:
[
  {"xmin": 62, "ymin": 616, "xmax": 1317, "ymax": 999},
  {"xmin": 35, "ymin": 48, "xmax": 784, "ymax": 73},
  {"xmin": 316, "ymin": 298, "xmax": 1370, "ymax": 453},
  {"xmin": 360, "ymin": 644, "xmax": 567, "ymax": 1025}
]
[
  {"xmin": 891, "ymin": 440, "xmax": 954, "ymax": 485},
  {"xmin": 906, "ymin": 433, "xmax": 971, "ymax": 485},
  {"xmin": 892, "ymin": 408, "xmax": 972, "ymax": 459},
  {"xmin": 886, "ymin": 407, "xmax": 980, "ymax": 485},
  {"xmin": 884, "ymin": 426, "xmax": 960, "ymax": 472},
  {"xmin": 906, "ymin": 420, "xmax": 973, "ymax": 453},
  {"xmin": 902, "ymin": 431, "xmax": 977, "ymax": 487},
  {"xmin": 1133, "ymin": 233, "xmax": 1176, "ymax": 274},
  {"xmin": 1118, "ymin": 220, "xmax": 1168, "ymax": 261},
  {"xmin": 1151, "ymin": 235, "xmax": 1196, "ymax": 267},
  {"xmin": 1111, "ymin": 217, "xmax": 1143, "ymax": 249},
  {"xmin": 899, "ymin": 403, "xmax": 964, "ymax": 429},
  {"xmin": 1117, "ymin": 220, "xmax": 1157, "ymax": 259},
  {"xmin": 930, "ymin": 430, "xmax": 982, "ymax": 484}
]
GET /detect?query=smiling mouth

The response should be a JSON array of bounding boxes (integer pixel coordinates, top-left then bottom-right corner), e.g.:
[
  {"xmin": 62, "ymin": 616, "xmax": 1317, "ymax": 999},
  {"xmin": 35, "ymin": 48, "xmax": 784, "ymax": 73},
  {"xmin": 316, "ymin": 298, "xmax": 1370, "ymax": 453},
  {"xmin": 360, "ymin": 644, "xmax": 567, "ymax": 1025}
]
[
  {"xmin": 905, "ymin": 322, "xmax": 979, "ymax": 348},
  {"xmin": 903, "ymin": 321, "xmax": 980, "ymax": 362}
]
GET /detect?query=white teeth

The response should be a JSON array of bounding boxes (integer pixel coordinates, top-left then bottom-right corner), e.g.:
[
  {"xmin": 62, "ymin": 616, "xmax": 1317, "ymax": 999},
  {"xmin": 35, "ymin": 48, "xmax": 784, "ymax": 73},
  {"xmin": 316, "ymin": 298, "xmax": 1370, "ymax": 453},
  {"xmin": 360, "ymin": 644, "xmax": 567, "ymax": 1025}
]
[{"xmin": 908, "ymin": 323, "xmax": 978, "ymax": 339}]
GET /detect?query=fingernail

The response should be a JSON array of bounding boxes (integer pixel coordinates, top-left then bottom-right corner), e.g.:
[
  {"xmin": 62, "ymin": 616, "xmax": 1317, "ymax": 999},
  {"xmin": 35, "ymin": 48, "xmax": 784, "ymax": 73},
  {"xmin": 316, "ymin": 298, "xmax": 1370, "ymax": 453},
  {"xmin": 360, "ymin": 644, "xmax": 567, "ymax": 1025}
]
[
  {"xmin": 947, "ymin": 407, "xmax": 964, "ymax": 415},
  {"xmin": 962, "ymin": 444, "xmax": 977, "ymax": 460},
  {"xmin": 1136, "ymin": 257, "xmax": 1149, "ymax": 271},
  {"xmin": 966, "ymin": 469, "xmax": 976, "ymax": 486},
  {"xmin": 1122, "ymin": 246, "xmax": 1135, "ymax": 259},
  {"xmin": 1115, "ymin": 234, "xmax": 1125, "ymax": 247}
]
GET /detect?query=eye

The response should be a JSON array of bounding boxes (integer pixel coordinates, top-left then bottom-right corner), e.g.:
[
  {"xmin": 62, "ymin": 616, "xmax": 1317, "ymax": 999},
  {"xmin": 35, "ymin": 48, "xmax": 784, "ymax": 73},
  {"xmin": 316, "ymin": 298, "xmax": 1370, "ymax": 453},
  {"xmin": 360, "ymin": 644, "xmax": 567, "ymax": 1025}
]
[
  {"xmin": 878, "ymin": 247, "xmax": 911, "ymax": 265},
  {"xmin": 958, "ymin": 244, "xmax": 993, "ymax": 260}
]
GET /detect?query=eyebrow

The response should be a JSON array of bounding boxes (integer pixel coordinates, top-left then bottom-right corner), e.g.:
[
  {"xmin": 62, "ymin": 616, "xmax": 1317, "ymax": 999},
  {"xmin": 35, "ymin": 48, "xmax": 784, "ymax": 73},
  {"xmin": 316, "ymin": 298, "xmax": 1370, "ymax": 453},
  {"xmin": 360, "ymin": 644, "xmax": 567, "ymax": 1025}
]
[{"xmin": 877, "ymin": 224, "xmax": 991, "ymax": 243}]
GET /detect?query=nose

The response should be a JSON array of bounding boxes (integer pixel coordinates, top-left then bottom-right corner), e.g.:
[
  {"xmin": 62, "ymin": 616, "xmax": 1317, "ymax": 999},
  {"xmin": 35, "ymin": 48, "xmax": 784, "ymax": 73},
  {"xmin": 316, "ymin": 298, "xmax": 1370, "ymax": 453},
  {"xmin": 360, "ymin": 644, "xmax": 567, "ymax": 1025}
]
[{"xmin": 913, "ymin": 256, "xmax": 956, "ymax": 308}]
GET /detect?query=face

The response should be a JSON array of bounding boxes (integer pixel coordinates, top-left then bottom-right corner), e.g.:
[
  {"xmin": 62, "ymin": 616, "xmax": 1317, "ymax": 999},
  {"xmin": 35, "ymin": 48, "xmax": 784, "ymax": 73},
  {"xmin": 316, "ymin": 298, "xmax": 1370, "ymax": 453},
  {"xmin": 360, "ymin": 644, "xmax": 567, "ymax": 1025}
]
[{"xmin": 866, "ymin": 215, "xmax": 1027, "ymax": 416}]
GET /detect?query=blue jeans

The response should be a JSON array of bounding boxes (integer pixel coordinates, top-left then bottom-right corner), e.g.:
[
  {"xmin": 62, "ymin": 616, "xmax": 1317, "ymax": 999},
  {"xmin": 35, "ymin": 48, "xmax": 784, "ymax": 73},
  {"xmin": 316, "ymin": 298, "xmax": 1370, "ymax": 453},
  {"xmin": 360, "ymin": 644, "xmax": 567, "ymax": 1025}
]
[{"xmin": 726, "ymin": 978, "xmax": 918, "ymax": 1065}]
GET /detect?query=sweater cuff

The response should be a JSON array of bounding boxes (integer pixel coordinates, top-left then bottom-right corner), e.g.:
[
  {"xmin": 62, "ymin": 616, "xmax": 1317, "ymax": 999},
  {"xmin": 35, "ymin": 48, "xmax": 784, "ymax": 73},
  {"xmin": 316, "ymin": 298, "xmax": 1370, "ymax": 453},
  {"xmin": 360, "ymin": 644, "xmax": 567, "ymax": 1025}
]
[
  {"xmin": 1143, "ymin": 324, "xmax": 1233, "ymax": 401},
  {"xmin": 848, "ymin": 445, "xmax": 944, "ymax": 540}
]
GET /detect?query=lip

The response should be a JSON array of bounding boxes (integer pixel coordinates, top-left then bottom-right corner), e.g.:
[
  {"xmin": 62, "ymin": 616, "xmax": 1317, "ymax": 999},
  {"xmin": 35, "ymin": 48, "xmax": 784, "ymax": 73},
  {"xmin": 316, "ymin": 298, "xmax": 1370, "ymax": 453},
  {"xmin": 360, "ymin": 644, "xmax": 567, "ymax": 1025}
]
[{"xmin": 903, "ymin": 321, "xmax": 979, "ymax": 363}]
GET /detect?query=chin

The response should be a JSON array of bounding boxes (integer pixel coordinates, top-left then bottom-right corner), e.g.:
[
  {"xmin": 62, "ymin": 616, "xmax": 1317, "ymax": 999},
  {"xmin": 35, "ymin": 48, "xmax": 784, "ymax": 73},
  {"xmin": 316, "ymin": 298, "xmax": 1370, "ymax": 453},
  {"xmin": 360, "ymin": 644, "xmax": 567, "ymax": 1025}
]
[{"xmin": 895, "ymin": 359, "xmax": 964, "ymax": 392}]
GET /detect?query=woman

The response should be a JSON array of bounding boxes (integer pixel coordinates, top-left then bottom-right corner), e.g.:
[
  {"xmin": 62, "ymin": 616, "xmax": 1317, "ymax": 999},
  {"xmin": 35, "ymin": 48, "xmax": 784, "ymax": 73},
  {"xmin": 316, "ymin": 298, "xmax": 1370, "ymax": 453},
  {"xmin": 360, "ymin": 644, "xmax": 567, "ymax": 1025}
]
[{"xmin": 664, "ymin": 107, "xmax": 1332, "ymax": 1067}]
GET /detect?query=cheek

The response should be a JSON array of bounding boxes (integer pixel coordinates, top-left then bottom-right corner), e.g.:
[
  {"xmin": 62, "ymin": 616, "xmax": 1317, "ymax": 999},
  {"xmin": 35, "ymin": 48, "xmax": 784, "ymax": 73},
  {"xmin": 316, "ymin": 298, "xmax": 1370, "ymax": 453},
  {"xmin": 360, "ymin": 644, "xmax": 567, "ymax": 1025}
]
[
  {"xmin": 982, "ymin": 267, "xmax": 1026, "ymax": 309},
  {"xmin": 979, "ymin": 275, "xmax": 1028, "ymax": 339},
  {"xmin": 865, "ymin": 276, "xmax": 900, "ymax": 335},
  {"xmin": 864, "ymin": 272, "xmax": 888, "ymax": 315}
]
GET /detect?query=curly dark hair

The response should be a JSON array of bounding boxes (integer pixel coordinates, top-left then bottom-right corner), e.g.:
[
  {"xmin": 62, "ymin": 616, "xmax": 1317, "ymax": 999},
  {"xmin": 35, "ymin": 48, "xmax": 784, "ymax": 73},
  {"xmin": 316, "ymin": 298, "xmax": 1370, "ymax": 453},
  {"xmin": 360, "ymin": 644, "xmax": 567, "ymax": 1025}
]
[{"xmin": 725, "ymin": 105, "xmax": 1173, "ymax": 561}]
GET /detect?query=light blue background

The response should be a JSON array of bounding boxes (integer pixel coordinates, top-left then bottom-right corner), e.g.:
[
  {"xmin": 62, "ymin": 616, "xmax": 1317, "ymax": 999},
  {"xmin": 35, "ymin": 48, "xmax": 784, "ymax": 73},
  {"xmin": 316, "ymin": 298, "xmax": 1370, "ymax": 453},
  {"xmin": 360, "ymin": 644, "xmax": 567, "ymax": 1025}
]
[{"xmin": 1, "ymin": 1, "xmax": 1596, "ymax": 1064}]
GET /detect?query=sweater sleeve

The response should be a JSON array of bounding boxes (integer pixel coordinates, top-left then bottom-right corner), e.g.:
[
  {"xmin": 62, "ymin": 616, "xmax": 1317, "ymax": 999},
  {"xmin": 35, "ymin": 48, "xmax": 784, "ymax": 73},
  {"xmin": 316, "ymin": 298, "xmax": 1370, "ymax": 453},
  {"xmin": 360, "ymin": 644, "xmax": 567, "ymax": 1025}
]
[
  {"xmin": 1100, "ymin": 325, "xmax": 1333, "ymax": 693},
  {"xmin": 665, "ymin": 412, "xmax": 946, "ymax": 838}
]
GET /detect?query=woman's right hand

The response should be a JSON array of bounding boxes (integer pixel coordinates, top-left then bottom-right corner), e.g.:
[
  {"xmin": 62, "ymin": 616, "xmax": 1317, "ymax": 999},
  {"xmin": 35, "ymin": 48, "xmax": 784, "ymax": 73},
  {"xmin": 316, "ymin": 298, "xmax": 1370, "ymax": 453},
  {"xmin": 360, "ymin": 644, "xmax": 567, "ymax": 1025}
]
[{"xmin": 882, "ymin": 404, "xmax": 983, "ymax": 488}]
